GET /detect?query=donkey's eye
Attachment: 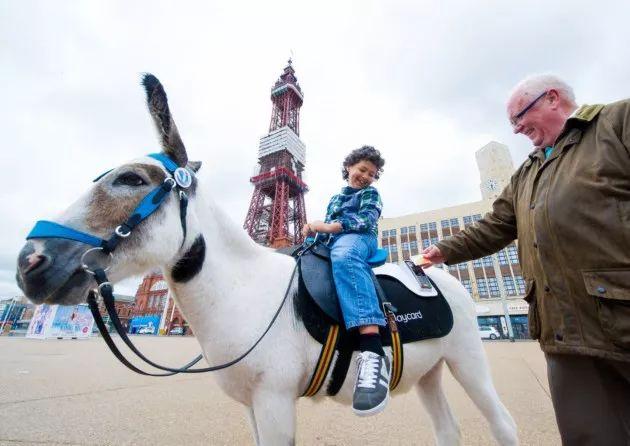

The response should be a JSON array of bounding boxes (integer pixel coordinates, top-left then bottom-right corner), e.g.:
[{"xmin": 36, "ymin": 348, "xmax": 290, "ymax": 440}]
[{"xmin": 113, "ymin": 172, "xmax": 147, "ymax": 187}]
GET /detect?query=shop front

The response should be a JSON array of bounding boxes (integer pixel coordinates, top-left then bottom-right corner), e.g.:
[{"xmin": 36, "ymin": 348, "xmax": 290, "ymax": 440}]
[{"xmin": 475, "ymin": 300, "xmax": 530, "ymax": 340}]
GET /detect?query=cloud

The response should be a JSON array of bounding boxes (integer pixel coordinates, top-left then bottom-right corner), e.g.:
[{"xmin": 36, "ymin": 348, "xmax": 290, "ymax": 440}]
[{"xmin": 3, "ymin": 0, "xmax": 630, "ymax": 298}]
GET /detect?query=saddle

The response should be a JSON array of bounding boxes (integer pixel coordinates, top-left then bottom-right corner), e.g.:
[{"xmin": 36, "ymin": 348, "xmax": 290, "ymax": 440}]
[{"xmin": 289, "ymin": 242, "xmax": 453, "ymax": 396}]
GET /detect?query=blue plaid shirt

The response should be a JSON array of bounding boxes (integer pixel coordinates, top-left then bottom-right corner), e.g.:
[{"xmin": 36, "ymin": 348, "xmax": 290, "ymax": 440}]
[{"xmin": 324, "ymin": 186, "xmax": 382, "ymax": 237}]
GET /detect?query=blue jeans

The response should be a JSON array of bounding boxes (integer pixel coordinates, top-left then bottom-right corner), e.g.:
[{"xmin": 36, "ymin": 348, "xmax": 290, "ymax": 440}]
[{"xmin": 329, "ymin": 233, "xmax": 386, "ymax": 330}]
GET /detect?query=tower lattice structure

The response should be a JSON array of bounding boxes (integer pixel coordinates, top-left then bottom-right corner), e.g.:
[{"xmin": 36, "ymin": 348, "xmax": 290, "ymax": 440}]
[{"xmin": 244, "ymin": 60, "xmax": 308, "ymax": 248}]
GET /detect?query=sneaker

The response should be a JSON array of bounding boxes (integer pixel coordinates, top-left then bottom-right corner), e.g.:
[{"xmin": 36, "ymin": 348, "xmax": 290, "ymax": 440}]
[{"xmin": 352, "ymin": 351, "xmax": 391, "ymax": 416}]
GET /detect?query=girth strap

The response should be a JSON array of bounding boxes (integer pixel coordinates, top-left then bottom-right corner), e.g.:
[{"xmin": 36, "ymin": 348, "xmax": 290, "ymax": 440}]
[
  {"xmin": 302, "ymin": 325, "xmax": 340, "ymax": 397},
  {"xmin": 301, "ymin": 323, "xmax": 404, "ymax": 397}
]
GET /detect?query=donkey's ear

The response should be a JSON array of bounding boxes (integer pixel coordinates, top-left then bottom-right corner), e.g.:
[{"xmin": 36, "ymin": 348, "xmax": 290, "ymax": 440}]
[
  {"xmin": 141, "ymin": 73, "xmax": 188, "ymax": 167},
  {"xmin": 188, "ymin": 160, "xmax": 202, "ymax": 172}
]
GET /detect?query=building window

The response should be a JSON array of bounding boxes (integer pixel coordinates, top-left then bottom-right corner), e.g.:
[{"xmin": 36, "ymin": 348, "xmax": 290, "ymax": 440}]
[
  {"xmin": 401, "ymin": 227, "xmax": 408, "ymax": 234},
  {"xmin": 482, "ymin": 256, "xmax": 494, "ymax": 267},
  {"xmin": 389, "ymin": 229, "xmax": 397, "ymax": 237},
  {"xmin": 473, "ymin": 258, "xmax": 483, "ymax": 268},
  {"xmin": 410, "ymin": 240, "xmax": 418, "ymax": 251},
  {"xmin": 408, "ymin": 225, "xmax": 416, "ymax": 233},
  {"xmin": 420, "ymin": 223, "xmax": 428, "ymax": 232},
  {"xmin": 461, "ymin": 279, "xmax": 472, "ymax": 295},
  {"xmin": 422, "ymin": 239, "xmax": 430, "ymax": 249},
  {"xmin": 390, "ymin": 244, "xmax": 398, "ymax": 253},
  {"xmin": 507, "ymin": 245, "xmax": 519, "ymax": 264},
  {"xmin": 401, "ymin": 242, "xmax": 409, "ymax": 251},
  {"xmin": 477, "ymin": 278, "xmax": 489, "ymax": 297},
  {"xmin": 428, "ymin": 222, "xmax": 437, "ymax": 230},
  {"xmin": 458, "ymin": 262, "xmax": 468, "ymax": 270},
  {"xmin": 381, "ymin": 230, "xmax": 388, "ymax": 238},
  {"xmin": 450, "ymin": 218, "xmax": 459, "ymax": 227},
  {"xmin": 488, "ymin": 277, "xmax": 500, "ymax": 297},
  {"xmin": 441, "ymin": 219, "xmax": 450, "ymax": 228},
  {"xmin": 514, "ymin": 275, "xmax": 526, "ymax": 294},
  {"xmin": 473, "ymin": 214, "xmax": 482, "ymax": 221},
  {"xmin": 430, "ymin": 236, "xmax": 439, "ymax": 245},
  {"xmin": 497, "ymin": 249, "xmax": 509, "ymax": 265},
  {"xmin": 503, "ymin": 276, "xmax": 517, "ymax": 296},
  {"xmin": 463, "ymin": 215, "xmax": 473, "ymax": 226}
]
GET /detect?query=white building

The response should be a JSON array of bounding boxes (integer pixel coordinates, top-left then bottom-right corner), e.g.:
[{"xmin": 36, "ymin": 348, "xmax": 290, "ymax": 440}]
[{"xmin": 378, "ymin": 142, "xmax": 530, "ymax": 339}]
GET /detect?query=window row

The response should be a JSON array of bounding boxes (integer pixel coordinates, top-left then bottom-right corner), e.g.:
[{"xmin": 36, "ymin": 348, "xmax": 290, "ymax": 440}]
[{"xmin": 476, "ymin": 275, "xmax": 526, "ymax": 298}]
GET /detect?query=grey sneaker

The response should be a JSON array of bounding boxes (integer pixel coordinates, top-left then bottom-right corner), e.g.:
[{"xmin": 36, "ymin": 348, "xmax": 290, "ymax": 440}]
[{"xmin": 352, "ymin": 351, "xmax": 391, "ymax": 416}]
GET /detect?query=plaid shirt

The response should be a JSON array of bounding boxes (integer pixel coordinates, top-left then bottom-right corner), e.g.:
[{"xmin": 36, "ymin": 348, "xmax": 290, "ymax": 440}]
[{"xmin": 324, "ymin": 186, "xmax": 382, "ymax": 237}]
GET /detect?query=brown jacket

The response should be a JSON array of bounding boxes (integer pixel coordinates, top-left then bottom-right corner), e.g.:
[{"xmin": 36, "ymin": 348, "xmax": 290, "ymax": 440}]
[{"xmin": 437, "ymin": 100, "xmax": 630, "ymax": 362}]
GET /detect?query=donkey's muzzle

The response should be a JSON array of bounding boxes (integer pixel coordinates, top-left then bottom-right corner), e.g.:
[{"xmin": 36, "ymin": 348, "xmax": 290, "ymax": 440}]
[{"xmin": 16, "ymin": 240, "xmax": 91, "ymax": 305}]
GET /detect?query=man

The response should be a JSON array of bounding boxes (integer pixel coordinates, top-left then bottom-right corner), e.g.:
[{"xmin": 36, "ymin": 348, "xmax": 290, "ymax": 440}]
[{"xmin": 423, "ymin": 74, "xmax": 630, "ymax": 444}]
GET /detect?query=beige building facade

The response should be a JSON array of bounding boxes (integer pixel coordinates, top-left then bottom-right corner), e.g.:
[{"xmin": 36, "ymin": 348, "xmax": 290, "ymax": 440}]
[{"xmin": 378, "ymin": 141, "xmax": 530, "ymax": 339}]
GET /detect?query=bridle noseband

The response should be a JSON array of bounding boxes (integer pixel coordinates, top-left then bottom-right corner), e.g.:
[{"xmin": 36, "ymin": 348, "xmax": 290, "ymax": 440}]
[{"xmin": 25, "ymin": 153, "xmax": 300, "ymax": 376}]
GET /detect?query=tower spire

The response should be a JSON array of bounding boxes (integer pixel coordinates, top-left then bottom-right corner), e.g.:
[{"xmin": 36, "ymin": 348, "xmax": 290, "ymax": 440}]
[{"xmin": 244, "ymin": 62, "xmax": 308, "ymax": 248}]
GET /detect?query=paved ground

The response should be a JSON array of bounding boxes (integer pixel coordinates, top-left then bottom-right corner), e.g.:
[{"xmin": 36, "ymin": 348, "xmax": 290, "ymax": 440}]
[{"xmin": 0, "ymin": 337, "xmax": 560, "ymax": 445}]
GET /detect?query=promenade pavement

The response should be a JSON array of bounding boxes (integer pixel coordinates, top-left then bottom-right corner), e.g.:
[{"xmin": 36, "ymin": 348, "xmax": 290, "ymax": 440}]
[{"xmin": 0, "ymin": 337, "xmax": 560, "ymax": 445}]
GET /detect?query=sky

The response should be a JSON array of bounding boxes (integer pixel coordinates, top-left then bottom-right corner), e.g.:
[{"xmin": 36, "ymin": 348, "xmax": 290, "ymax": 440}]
[{"xmin": 2, "ymin": 0, "xmax": 629, "ymax": 297}]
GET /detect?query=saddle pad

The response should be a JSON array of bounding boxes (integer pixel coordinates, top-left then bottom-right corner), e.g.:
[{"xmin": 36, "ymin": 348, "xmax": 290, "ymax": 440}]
[
  {"xmin": 295, "ymin": 271, "xmax": 454, "ymax": 348},
  {"xmin": 374, "ymin": 263, "xmax": 438, "ymax": 297}
]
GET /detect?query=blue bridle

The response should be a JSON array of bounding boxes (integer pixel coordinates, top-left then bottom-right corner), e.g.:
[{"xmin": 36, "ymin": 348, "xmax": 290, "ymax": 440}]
[{"xmin": 26, "ymin": 153, "xmax": 194, "ymax": 260}]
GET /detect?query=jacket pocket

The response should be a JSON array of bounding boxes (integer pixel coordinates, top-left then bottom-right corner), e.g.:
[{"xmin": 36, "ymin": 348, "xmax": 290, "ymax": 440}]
[
  {"xmin": 523, "ymin": 279, "xmax": 540, "ymax": 340},
  {"xmin": 582, "ymin": 269, "xmax": 630, "ymax": 349}
]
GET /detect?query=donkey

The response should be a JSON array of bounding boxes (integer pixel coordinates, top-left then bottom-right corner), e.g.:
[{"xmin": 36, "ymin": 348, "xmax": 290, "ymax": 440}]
[{"xmin": 16, "ymin": 74, "xmax": 518, "ymax": 445}]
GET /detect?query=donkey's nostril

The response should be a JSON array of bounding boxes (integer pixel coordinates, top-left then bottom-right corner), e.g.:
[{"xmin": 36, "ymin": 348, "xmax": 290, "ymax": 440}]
[{"xmin": 22, "ymin": 254, "xmax": 50, "ymax": 275}]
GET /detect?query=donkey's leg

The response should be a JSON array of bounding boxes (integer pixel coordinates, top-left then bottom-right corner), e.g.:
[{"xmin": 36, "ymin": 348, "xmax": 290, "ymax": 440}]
[
  {"xmin": 416, "ymin": 359, "xmax": 461, "ymax": 446},
  {"xmin": 245, "ymin": 406, "xmax": 260, "ymax": 446},
  {"xmin": 252, "ymin": 389, "xmax": 296, "ymax": 446},
  {"xmin": 444, "ymin": 339, "xmax": 518, "ymax": 445}
]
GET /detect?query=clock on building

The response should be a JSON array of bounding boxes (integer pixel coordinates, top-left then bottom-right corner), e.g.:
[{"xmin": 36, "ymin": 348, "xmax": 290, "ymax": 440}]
[{"xmin": 483, "ymin": 178, "xmax": 499, "ymax": 192}]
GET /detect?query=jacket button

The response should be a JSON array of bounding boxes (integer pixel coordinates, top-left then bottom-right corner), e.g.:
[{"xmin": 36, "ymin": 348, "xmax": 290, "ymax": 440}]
[
  {"xmin": 555, "ymin": 333, "xmax": 564, "ymax": 341},
  {"xmin": 530, "ymin": 204, "xmax": 535, "ymax": 209},
  {"xmin": 544, "ymin": 285, "xmax": 551, "ymax": 292},
  {"xmin": 533, "ymin": 242, "xmax": 538, "ymax": 248},
  {"xmin": 597, "ymin": 286, "xmax": 606, "ymax": 294}
]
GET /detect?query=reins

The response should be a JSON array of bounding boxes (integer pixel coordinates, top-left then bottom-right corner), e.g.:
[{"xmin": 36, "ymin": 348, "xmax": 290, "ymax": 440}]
[
  {"xmin": 26, "ymin": 153, "xmax": 304, "ymax": 376},
  {"xmin": 86, "ymin": 261, "xmax": 299, "ymax": 375}
]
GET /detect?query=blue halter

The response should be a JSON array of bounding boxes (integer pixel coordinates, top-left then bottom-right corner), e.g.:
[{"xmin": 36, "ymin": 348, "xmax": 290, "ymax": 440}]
[{"xmin": 26, "ymin": 153, "xmax": 193, "ymax": 256}]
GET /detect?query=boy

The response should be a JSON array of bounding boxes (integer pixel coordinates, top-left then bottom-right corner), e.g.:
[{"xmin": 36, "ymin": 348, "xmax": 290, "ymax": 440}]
[{"xmin": 302, "ymin": 145, "xmax": 388, "ymax": 416}]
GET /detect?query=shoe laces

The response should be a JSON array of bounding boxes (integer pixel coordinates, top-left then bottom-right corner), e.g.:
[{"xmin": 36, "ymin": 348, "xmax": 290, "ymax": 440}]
[{"xmin": 356, "ymin": 352, "xmax": 381, "ymax": 389}]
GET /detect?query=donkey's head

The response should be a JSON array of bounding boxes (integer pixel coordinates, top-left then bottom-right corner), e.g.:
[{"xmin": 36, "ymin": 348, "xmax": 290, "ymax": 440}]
[{"xmin": 16, "ymin": 74, "xmax": 202, "ymax": 305}]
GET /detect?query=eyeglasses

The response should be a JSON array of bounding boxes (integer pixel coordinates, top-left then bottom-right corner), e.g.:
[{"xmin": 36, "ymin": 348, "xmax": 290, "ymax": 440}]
[{"xmin": 510, "ymin": 91, "xmax": 548, "ymax": 127}]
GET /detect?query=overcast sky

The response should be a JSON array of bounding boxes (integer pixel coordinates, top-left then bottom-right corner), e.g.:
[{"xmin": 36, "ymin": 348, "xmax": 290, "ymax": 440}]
[{"xmin": 2, "ymin": 0, "xmax": 629, "ymax": 297}]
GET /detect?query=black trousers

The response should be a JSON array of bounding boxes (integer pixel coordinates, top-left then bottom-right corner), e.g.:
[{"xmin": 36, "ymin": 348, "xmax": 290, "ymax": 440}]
[{"xmin": 546, "ymin": 353, "xmax": 630, "ymax": 445}]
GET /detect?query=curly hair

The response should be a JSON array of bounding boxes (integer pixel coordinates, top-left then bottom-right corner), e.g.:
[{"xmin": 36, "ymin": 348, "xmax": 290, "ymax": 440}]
[{"xmin": 341, "ymin": 145, "xmax": 385, "ymax": 180}]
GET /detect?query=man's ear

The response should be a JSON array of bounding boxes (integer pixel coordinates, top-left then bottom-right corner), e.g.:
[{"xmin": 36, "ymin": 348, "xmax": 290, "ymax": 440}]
[{"xmin": 547, "ymin": 89, "xmax": 560, "ymax": 108}]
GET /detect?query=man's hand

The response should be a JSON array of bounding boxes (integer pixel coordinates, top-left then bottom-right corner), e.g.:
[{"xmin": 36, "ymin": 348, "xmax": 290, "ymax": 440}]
[{"xmin": 421, "ymin": 245, "xmax": 445, "ymax": 268}]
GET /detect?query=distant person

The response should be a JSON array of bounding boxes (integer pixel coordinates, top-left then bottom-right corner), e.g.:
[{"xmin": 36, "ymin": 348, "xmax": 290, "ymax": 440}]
[
  {"xmin": 302, "ymin": 145, "xmax": 388, "ymax": 416},
  {"xmin": 422, "ymin": 74, "xmax": 630, "ymax": 443}
]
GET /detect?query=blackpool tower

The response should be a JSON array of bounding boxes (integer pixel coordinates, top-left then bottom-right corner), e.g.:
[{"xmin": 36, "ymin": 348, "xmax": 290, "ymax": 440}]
[{"xmin": 243, "ymin": 60, "xmax": 308, "ymax": 248}]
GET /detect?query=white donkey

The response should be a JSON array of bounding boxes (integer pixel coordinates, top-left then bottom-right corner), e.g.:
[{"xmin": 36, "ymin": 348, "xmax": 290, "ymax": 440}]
[{"xmin": 16, "ymin": 74, "xmax": 518, "ymax": 445}]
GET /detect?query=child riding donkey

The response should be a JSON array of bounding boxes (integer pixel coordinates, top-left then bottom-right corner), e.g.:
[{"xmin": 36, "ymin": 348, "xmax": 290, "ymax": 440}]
[
  {"xmin": 303, "ymin": 146, "xmax": 390, "ymax": 416},
  {"xmin": 17, "ymin": 74, "xmax": 519, "ymax": 445}
]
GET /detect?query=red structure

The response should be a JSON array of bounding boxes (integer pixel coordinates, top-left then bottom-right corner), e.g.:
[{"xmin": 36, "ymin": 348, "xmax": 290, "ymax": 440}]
[
  {"xmin": 132, "ymin": 271, "xmax": 191, "ymax": 335},
  {"xmin": 244, "ymin": 60, "xmax": 308, "ymax": 248}
]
